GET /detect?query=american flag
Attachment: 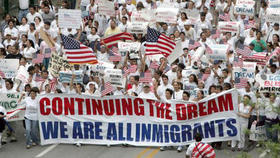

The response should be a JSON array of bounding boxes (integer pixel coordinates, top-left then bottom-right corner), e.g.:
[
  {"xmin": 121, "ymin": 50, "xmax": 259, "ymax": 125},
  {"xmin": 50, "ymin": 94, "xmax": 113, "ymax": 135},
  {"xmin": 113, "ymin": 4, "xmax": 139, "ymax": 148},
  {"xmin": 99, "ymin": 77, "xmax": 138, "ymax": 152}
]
[
  {"xmin": 122, "ymin": 67, "xmax": 130, "ymax": 77},
  {"xmin": 236, "ymin": 45, "xmax": 251, "ymax": 57},
  {"xmin": 233, "ymin": 56, "xmax": 243, "ymax": 67},
  {"xmin": 108, "ymin": 51, "xmax": 121, "ymax": 62},
  {"xmin": 219, "ymin": 13, "xmax": 230, "ymax": 21},
  {"xmin": 150, "ymin": 61, "xmax": 159, "ymax": 69},
  {"xmin": 0, "ymin": 70, "xmax": 5, "ymax": 78},
  {"xmin": 188, "ymin": 39, "xmax": 201, "ymax": 50},
  {"xmin": 101, "ymin": 82, "xmax": 114, "ymax": 96},
  {"xmin": 32, "ymin": 54, "xmax": 44, "ymax": 64},
  {"xmin": 145, "ymin": 27, "xmax": 176, "ymax": 57},
  {"xmin": 49, "ymin": 78, "xmax": 57, "ymax": 91},
  {"xmin": 244, "ymin": 52, "xmax": 267, "ymax": 60},
  {"xmin": 139, "ymin": 72, "xmax": 152, "ymax": 83},
  {"xmin": 244, "ymin": 20, "xmax": 255, "ymax": 30},
  {"xmin": 128, "ymin": 65, "xmax": 137, "ymax": 73},
  {"xmin": 191, "ymin": 142, "xmax": 216, "ymax": 158},
  {"xmin": 61, "ymin": 34, "xmax": 98, "ymax": 65},
  {"xmin": 235, "ymin": 77, "xmax": 248, "ymax": 89},
  {"xmin": 205, "ymin": 44, "xmax": 213, "ymax": 54},
  {"xmin": 267, "ymin": 48, "xmax": 280, "ymax": 62},
  {"xmin": 211, "ymin": 29, "xmax": 221, "ymax": 39},
  {"xmin": 103, "ymin": 32, "xmax": 133, "ymax": 48}
]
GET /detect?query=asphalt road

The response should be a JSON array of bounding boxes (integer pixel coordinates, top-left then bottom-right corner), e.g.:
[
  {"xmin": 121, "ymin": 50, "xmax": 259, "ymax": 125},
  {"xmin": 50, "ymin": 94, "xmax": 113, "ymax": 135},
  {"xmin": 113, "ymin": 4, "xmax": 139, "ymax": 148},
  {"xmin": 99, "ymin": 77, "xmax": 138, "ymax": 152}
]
[{"xmin": 0, "ymin": 122, "xmax": 263, "ymax": 158}]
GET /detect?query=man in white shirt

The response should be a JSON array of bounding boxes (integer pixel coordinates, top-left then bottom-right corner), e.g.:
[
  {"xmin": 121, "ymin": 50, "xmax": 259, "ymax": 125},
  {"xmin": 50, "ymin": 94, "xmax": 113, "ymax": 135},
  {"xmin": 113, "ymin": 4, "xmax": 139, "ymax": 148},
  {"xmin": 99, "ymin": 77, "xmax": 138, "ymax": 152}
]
[
  {"xmin": 118, "ymin": 17, "xmax": 128, "ymax": 32},
  {"xmin": 26, "ymin": 6, "xmax": 43, "ymax": 24},
  {"xmin": 139, "ymin": 84, "xmax": 156, "ymax": 99},
  {"xmin": 157, "ymin": 74, "xmax": 173, "ymax": 100},
  {"xmin": 87, "ymin": 27, "xmax": 100, "ymax": 43},
  {"xmin": 18, "ymin": 0, "xmax": 29, "ymax": 22},
  {"xmin": 267, "ymin": 23, "xmax": 280, "ymax": 43}
]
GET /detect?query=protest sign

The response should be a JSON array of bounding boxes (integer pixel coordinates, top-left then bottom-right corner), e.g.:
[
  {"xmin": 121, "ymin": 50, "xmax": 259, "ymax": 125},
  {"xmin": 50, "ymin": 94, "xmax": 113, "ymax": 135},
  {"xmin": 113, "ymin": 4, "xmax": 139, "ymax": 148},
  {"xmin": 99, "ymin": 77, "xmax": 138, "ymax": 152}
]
[
  {"xmin": 256, "ymin": 74, "xmax": 280, "ymax": 92},
  {"xmin": 0, "ymin": 59, "xmax": 19, "ymax": 78},
  {"xmin": 131, "ymin": 10, "xmax": 156, "ymax": 23},
  {"xmin": 0, "ymin": 93, "xmax": 25, "ymax": 122},
  {"xmin": 234, "ymin": 5, "xmax": 254, "ymax": 16},
  {"xmin": 266, "ymin": 8, "xmax": 280, "ymax": 23},
  {"xmin": 268, "ymin": 0, "xmax": 280, "ymax": 8},
  {"xmin": 59, "ymin": 71, "xmax": 83, "ymax": 83},
  {"xmin": 58, "ymin": 9, "xmax": 82, "ymax": 29},
  {"xmin": 167, "ymin": 40, "xmax": 183, "ymax": 64},
  {"xmin": 104, "ymin": 69, "xmax": 125, "ymax": 88},
  {"xmin": 118, "ymin": 42, "xmax": 141, "ymax": 52},
  {"xmin": 38, "ymin": 89, "xmax": 240, "ymax": 145},
  {"xmin": 48, "ymin": 53, "xmax": 73, "ymax": 78},
  {"xmin": 207, "ymin": 44, "xmax": 229, "ymax": 61},
  {"xmin": 233, "ymin": 62, "xmax": 256, "ymax": 82},
  {"xmin": 156, "ymin": 8, "xmax": 179, "ymax": 24},
  {"xmin": 97, "ymin": 0, "xmax": 115, "ymax": 17},
  {"xmin": 127, "ymin": 22, "xmax": 148, "ymax": 34},
  {"xmin": 90, "ymin": 61, "xmax": 115, "ymax": 77},
  {"xmin": 236, "ymin": 0, "xmax": 255, "ymax": 6},
  {"xmin": 218, "ymin": 22, "xmax": 240, "ymax": 33},
  {"xmin": 181, "ymin": 9, "xmax": 200, "ymax": 24}
]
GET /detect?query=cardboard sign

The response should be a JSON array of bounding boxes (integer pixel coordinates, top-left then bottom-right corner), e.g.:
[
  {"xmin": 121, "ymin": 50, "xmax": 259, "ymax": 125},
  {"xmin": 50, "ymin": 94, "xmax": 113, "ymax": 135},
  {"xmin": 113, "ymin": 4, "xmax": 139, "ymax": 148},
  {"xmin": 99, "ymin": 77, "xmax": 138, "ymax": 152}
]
[
  {"xmin": 167, "ymin": 40, "xmax": 183, "ymax": 64},
  {"xmin": 207, "ymin": 44, "xmax": 229, "ymax": 61},
  {"xmin": 156, "ymin": 8, "xmax": 179, "ymax": 24},
  {"xmin": 104, "ymin": 69, "xmax": 125, "ymax": 88},
  {"xmin": 233, "ymin": 62, "xmax": 256, "ymax": 82},
  {"xmin": 97, "ymin": 0, "xmax": 115, "ymax": 17},
  {"xmin": 48, "ymin": 53, "xmax": 73, "ymax": 78},
  {"xmin": 58, "ymin": 9, "xmax": 82, "ymax": 29},
  {"xmin": 266, "ymin": 8, "xmax": 280, "ymax": 23},
  {"xmin": 127, "ymin": 22, "xmax": 148, "ymax": 34},
  {"xmin": 0, "ymin": 93, "xmax": 25, "ymax": 122},
  {"xmin": 234, "ymin": 5, "xmax": 254, "ymax": 16},
  {"xmin": 118, "ymin": 42, "xmax": 141, "ymax": 52},
  {"xmin": 91, "ymin": 61, "xmax": 115, "ymax": 77},
  {"xmin": 218, "ymin": 22, "xmax": 240, "ymax": 33},
  {"xmin": 256, "ymin": 74, "xmax": 280, "ymax": 92},
  {"xmin": 59, "ymin": 71, "xmax": 83, "ymax": 83},
  {"xmin": 0, "ymin": 59, "xmax": 19, "ymax": 78},
  {"xmin": 236, "ymin": 0, "xmax": 255, "ymax": 6},
  {"xmin": 181, "ymin": 9, "xmax": 200, "ymax": 24}
]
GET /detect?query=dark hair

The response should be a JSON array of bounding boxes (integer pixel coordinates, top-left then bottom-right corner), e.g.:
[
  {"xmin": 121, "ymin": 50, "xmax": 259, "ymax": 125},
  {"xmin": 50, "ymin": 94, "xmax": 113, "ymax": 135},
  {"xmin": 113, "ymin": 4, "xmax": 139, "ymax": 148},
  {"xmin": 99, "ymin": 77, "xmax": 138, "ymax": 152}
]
[
  {"xmin": 5, "ymin": 79, "xmax": 13, "ymax": 87},
  {"xmin": 223, "ymin": 82, "xmax": 232, "ymax": 90},
  {"xmin": 44, "ymin": 21, "xmax": 51, "ymax": 26},
  {"xmin": 56, "ymin": 89, "xmax": 63, "ymax": 93},
  {"xmin": 134, "ymin": 75, "xmax": 140, "ymax": 82},
  {"xmin": 30, "ymin": 87, "xmax": 39, "ymax": 93},
  {"xmin": 29, "ymin": 5, "xmax": 36, "ymax": 9},
  {"xmin": 194, "ymin": 133, "xmax": 202, "ymax": 142},
  {"xmin": 208, "ymin": 85, "xmax": 216, "ymax": 95},
  {"xmin": 28, "ymin": 39, "xmax": 35, "ymax": 48},
  {"xmin": 273, "ymin": 34, "xmax": 280, "ymax": 42},
  {"xmin": 0, "ymin": 48, "xmax": 7, "ymax": 56},
  {"xmin": 42, "ymin": 70, "xmax": 49, "ymax": 74},
  {"xmin": 200, "ymin": 12, "xmax": 206, "ymax": 17},
  {"xmin": 34, "ymin": 16, "xmax": 42, "ymax": 22},
  {"xmin": 30, "ymin": 22, "xmax": 36, "ymax": 30},
  {"xmin": 28, "ymin": 65, "xmax": 35, "ymax": 73},
  {"xmin": 181, "ymin": 12, "xmax": 187, "ymax": 18},
  {"xmin": 161, "ymin": 74, "xmax": 168, "ymax": 80},
  {"xmin": 24, "ymin": 84, "xmax": 31, "ymax": 91},
  {"xmin": 190, "ymin": 74, "xmax": 198, "ymax": 85},
  {"xmin": 166, "ymin": 88, "xmax": 174, "ymax": 96},
  {"xmin": 183, "ymin": 91, "xmax": 190, "ymax": 98},
  {"xmin": 122, "ymin": 16, "xmax": 128, "ymax": 21},
  {"xmin": 244, "ymin": 94, "xmax": 251, "ymax": 100}
]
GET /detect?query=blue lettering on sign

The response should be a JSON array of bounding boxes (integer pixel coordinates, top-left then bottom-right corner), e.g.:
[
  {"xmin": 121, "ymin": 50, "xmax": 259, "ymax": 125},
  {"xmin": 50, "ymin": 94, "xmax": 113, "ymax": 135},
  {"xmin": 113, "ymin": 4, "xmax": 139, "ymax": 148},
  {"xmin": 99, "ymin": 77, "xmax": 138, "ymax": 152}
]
[
  {"xmin": 141, "ymin": 124, "xmax": 151, "ymax": 142},
  {"xmin": 84, "ymin": 122, "xmax": 94, "ymax": 139},
  {"xmin": 95, "ymin": 122, "xmax": 103, "ymax": 140},
  {"xmin": 164, "ymin": 125, "xmax": 169, "ymax": 143},
  {"xmin": 152, "ymin": 124, "xmax": 163, "ymax": 143},
  {"xmin": 119, "ymin": 123, "xmax": 125, "ymax": 141},
  {"xmin": 170, "ymin": 125, "xmax": 180, "ymax": 143},
  {"xmin": 73, "ymin": 122, "xmax": 83, "ymax": 139},
  {"xmin": 193, "ymin": 123, "xmax": 204, "ymax": 139},
  {"xmin": 41, "ymin": 121, "xmax": 58, "ymax": 139},
  {"xmin": 127, "ymin": 123, "xmax": 133, "ymax": 141},
  {"xmin": 136, "ymin": 123, "xmax": 140, "ymax": 142},
  {"xmin": 60, "ymin": 122, "xmax": 68, "ymax": 138},
  {"xmin": 181, "ymin": 125, "xmax": 192, "ymax": 141},
  {"xmin": 226, "ymin": 118, "xmax": 238, "ymax": 136},
  {"xmin": 215, "ymin": 119, "xmax": 225, "ymax": 137},
  {"xmin": 204, "ymin": 121, "xmax": 215, "ymax": 138},
  {"xmin": 107, "ymin": 123, "xmax": 117, "ymax": 140}
]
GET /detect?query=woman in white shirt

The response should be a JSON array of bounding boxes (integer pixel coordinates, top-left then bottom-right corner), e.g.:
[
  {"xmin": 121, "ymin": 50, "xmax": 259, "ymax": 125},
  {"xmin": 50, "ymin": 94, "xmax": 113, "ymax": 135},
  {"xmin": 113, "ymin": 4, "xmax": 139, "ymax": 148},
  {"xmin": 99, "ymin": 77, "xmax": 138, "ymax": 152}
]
[
  {"xmin": 244, "ymin": 29, "xmax": 256, "ymax": 46},
  {"xmin": 173, "ymin": 81, "xmax": 183, "ymax": 100},
  {"xmin": 18, "ymin": 88, "xmax": 40, "ymax": 149},
  {"xmin": 18, "ymin": 17, "xmax": 29, "ymax": 38},
  {"xmin": 34, "ymin": 16, "xmax": 44, "ymax": 32},
  {"xmin": 21, "ymin": 39, "xmax": 36, "ymax": 61},
  {"xmin": 231, "ymin": 95, "xmax": 253, "ymax": 151},
  {"xmin": 28, "ymin": 23, "xmax": 39, "ymax": 45}
]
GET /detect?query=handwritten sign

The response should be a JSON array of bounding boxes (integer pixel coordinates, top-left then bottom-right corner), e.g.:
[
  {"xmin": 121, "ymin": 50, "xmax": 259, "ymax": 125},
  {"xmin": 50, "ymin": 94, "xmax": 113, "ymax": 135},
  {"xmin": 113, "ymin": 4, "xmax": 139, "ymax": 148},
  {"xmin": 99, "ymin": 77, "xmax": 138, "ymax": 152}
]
[
  {"xmin": 156, "ymin": 8, "xmax": 179, "ymax": 24},
  {"xmin": 58, "ymin": 9, "xmax": 82, "ymax": 29},
  {"xmin": 127, "ymin": 22, "xmax": 148, "ymax": 34},
  {"xmin": 256, "ymin": 74, "xmax": 280, "ymax": 92},
  {"xmin": 97, "ymin": 0, "xmax": 115, "ymax": 17},
  {"xmin": 236, "ymin": 0, "xmax": 255, "ymax": 6},
  {"xmin": 0, "ymin": 59, "xmax": 19, "ymax": 78},
  {"xmin": 207, "ymin": 44, "xmax": 229, "ymax": 61},
  {"xmin": 131, "ymin": 10, "xmax": 156, "ymax": 23},
  {"xmin": 48, "ymin": 53, "xmax": 73, "ymax": 78},
  {"xmin": 218, "ymin": 22, "xmax": 240, "ymax": 33},
  {"xmin": 104, "ymin": 69, "xmax": 125, "ymax": 88},
  {"xmin": 266, "ymin": 8, "xmax": 280, "ymax": 23},
  {"xmin": 91, "ymin": 61, "xmax": 115, "ymax": 77}
]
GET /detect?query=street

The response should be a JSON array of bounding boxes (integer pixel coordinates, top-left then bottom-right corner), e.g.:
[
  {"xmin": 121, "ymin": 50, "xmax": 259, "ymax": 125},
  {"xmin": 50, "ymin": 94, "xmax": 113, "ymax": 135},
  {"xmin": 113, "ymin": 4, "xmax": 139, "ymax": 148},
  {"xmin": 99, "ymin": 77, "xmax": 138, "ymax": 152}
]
[{"xmin": 0, "ymin": 122, "xmax": 263, "ymax": 158}]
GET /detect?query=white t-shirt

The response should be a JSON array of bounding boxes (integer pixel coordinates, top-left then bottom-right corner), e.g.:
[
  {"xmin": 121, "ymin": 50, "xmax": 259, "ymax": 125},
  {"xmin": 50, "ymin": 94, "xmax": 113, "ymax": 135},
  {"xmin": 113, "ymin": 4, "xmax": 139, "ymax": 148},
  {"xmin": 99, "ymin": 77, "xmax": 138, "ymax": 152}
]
[
  {"xmin": 18, "ymin": 24, "xmax": 30, "ymax": 36},
  {"xmin": 4, "ymin": 27, "xmax": 19, "ymax": 38},
  {"xmin": 22, "ymin": 47, "xmax": 36, "ymax": 59},
  {"xmin": 26, "ymin": 12, "xmax": 42, "ymax": 24},
  {"xmin": 139, "ymin": 92, "xmax": 156, "ymax": 99},
  {"xmin": 19, "ymin": 0, "xmax": 29, "ymax": 10},
  {"xmin": 87, "ymin": 34, "xmax": 100, "ymax": 42},
  {"xmin": 23, "ymin": 97, "xmax": 39, "ymax": 120}
]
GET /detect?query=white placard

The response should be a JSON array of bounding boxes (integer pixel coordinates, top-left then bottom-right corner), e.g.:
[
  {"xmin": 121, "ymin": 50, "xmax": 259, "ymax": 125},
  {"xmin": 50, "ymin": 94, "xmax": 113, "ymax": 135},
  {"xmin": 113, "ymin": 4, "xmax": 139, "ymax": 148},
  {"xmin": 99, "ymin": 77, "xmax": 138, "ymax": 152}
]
[
  {"xmin": 236, "ymin": 0, "xmax": 255, "ymax": 6},
  {"xmin": 218, "ymin": 22, "xmax": 240, "ymax": 33},
  {"xmin": 118, "ymin": 42, "xmax": 141, "ymax": 52},
  {"xmin": 97, "ymin": 0, "xmax": 115, "ymax": 17},
  {"xmin": 268, "ymin": 0, "xmax": 280, "ymax": 8},
  {"xmin": 233, "ymin": 62, "xmax": 256, "ymax": 82},
  {"xmin": 207, "ymin": 44, "xmax": 229, "ymax": 61},
  {"xmin": 156, "ymin": 8, "xmax": 179, "ymax": 24},
  {"xmin": 0, "ymin": 59, "xmax": 19, "ymax": 78},
  {"xmin": 181, "ymin": 9, "xmax": 200, "ymax": 24},
  {"xmin": 58, "ymin": 9, "xmax": 82, "ymax": 29},
  {"xmin": 127, "ymin": 22, "xmax": 148, "ymax": 34},
  {"xmin": 167, "ymin": 40, "xmax": 183, "ymax": 64},
  {"xmin": 131, "ymin": 10, "xmax": 156, "ymax": 23},
  {"xmin": 91, "ymin": 61, "xmax": 115, "ymax": 77},
  {"xmin": 266, "ymin": 8, "xmax": 280, "ymax": 23},
  {"xmin": 104, "ymin": 69, "xmax": 125, "ymax": 88},
  {"xmin": 234, "ymin": 5, "xmax": 254, "ymax": 16}
]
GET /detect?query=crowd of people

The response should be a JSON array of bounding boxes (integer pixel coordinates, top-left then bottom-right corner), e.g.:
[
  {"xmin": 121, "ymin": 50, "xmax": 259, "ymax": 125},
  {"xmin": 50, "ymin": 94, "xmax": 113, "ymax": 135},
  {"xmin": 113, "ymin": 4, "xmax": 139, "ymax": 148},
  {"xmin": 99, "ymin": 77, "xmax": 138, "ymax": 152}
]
[{"xmin": 0, "ymin": 0, "xmax": 280, "ymax": 157}]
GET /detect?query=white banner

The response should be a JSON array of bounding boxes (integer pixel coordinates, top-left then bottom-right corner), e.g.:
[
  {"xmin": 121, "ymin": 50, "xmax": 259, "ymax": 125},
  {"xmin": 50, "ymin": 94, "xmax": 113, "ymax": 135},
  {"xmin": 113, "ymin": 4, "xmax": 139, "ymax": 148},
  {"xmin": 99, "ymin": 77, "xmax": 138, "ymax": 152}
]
[
  {"xmin": 268, "ymin": 0, "xmax": 280, "ymax": 8},
  {"xmin": 234, "ymin": 5, "xmax": 255, "ymax": 16},
  {"xmin": 156, "ymin": 8, "xmax": 179, "ymax": 24},
  {"xmin": 58, "ymin": 9, "xmax": 82, "ymax": 29},
  {"xmin": 0, "ymin": 93, "xmax": 25, "ymax": 122},
  {"xmin": 207, "ymin": 44, "xmax": 229, "ymax": 61},
  {"xmin": 256, "ymin": 74, "xmax": 280, "ymax": 92},
  {"xmin": 104, "ymin": 69, "xmax": 125, "ymax": 88},
  {"xmin": 97, "ymin": 0, "xmax": 115, "ymax": 17},
  {"xmin": 59, "ymin": 71, "xmax": 83, "ymax": 83},
  {"xmin": 131, "ymin": 10, "xmax": 156, "ymax": 23},
  {"xmin": 266, "ymin": 8, "xmax": 280, "ymax": 23},
  {"xmin": 218, "ymin": 22, "xmax": 240, "ymax": 33},
  {"xmin": 0, "ymin": 59, "xmax": 19, "ymax": 78},
  {"xmin": 38, "ymin": 89, "xmax": 240, "ymax": 146},
  {"xmin": 233, "ymin": 62, "xmax": 256, "ymax": 82},
  {"xmin": 127, "ymin": 22, "xmax": 148, "ymax": 34}
]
